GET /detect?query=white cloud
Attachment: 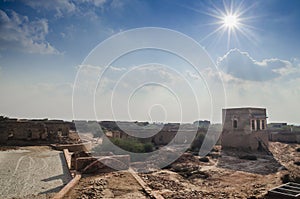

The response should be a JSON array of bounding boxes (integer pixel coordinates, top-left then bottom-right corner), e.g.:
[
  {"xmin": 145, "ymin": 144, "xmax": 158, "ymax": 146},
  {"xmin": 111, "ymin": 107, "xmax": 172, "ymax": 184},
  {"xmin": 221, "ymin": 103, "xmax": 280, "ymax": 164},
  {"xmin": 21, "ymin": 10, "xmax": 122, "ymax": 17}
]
[
  {"xmin": 17, "ymin": 0, "xmax": 123, "ymax": 20},
  {"xmin": 78, "ymin": 0, "xmax": 107, "ymax": 7},
  {"xmin": 211, "ymin": 49, "xmax": 300, "ymax": 124},
  {"xmin": 78, "ymin": 0, "xmax": 124, "ymax": 8},
  {"xmin": 217, "ymin": 48, "xmax": 295, "ymax": 81},
  {"xmin": 186, "ymin": 71, "xmax": 201, "ymax": 80},
  {"xmin": 0, "ymin": 10, "xmax": 58, "ymax": 54},
  {"xmin": 22, "ymin": 0, "xmax": 76, "ymax": 17}
]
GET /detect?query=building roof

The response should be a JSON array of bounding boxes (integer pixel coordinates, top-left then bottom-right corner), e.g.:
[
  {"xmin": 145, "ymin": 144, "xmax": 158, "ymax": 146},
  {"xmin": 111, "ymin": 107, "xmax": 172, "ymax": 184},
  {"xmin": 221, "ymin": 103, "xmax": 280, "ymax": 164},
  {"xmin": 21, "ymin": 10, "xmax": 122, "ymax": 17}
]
[{"xmin": 222, "ymin": 107, "xmax": 266, "ymax": 111}]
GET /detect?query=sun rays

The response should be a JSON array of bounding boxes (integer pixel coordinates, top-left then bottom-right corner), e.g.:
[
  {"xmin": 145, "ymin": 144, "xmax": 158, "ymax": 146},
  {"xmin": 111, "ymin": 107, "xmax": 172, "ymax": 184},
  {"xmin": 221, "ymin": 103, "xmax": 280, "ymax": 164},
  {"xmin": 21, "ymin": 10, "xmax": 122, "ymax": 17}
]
[{"xmin": 199, "ymin": 0, "xmax": 257, "ymax": 50}]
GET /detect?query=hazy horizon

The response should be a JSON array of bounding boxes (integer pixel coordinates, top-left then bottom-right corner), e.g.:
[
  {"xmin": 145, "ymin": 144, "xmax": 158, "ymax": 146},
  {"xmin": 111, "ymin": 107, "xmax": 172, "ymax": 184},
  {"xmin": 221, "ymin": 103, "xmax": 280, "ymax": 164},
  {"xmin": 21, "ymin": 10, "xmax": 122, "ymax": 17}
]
[{"xmin": 1, "ymin": 0, "xmax": 300, "ymax": 124}]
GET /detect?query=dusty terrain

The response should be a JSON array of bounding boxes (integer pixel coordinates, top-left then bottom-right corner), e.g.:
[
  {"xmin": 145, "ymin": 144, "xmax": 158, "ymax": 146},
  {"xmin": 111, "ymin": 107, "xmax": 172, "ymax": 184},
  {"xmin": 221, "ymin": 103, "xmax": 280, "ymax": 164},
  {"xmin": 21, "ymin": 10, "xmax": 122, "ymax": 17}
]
[
  {"xmin": 0, "ymin": 146, "xmax": 71, "ymax": 199},
  {"xmin": 62, "ymin": 142, "xmax": 300, "ymax": 199},
  {"xmin": 64, "ymin": 171, "xmax": 149, "ymax": 199},
  {"xmin": 60, "ymin": 143, "xmax": 300, "ymax": 199},
  {"xmin": 138, "ymin": 142, "xmax": 300, "ymax": 199},
  {"xmin": 1, "ymin": 142, "xmax": 299, "ymax": 199}
]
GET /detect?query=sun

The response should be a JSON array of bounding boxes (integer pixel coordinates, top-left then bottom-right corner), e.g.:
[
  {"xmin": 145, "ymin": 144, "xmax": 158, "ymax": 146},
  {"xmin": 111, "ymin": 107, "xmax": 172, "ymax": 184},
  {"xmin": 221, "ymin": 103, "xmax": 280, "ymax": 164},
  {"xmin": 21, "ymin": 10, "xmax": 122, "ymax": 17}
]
[
  {"xmin": 199, "ymin": 1, "xmax": 256, "ymax": 50},
  {"xmin": 223, "ymin": 14, "xmax": 239, "ymax": 28}
]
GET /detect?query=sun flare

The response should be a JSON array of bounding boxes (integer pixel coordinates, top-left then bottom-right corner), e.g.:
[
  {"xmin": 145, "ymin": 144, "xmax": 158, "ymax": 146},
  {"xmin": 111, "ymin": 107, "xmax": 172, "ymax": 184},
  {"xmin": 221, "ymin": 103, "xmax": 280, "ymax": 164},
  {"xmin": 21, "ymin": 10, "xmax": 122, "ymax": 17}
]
[
  {"xmin": 223, "ymin": 14, "xmax": 238, "ymax": 28},
  {"xmin": 200, "ymin": 1, "xmax": 256, "ymax": 50}
]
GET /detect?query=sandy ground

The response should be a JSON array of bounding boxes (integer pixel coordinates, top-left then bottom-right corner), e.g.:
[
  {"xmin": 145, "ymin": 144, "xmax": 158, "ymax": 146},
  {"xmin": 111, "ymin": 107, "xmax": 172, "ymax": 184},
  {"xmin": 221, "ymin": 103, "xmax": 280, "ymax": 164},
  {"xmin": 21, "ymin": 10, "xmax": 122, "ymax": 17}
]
[
  {"xmin": 64, "ymin": 171, "xmax": 149, "ymax": 199},
  {"xmin": 1, "ymin": 142, "xmax": 299, "ymax": 199},
  {"xmin": 0, "ymin": 146, "xmax": 72, "ymax": 199},
  {"xmin": 139, "ymin": 142, "xmax": 300, "ymax": 199},
  {"xmin": 63, "ymin": 142, "xmax": 300, "ymax": 199}
]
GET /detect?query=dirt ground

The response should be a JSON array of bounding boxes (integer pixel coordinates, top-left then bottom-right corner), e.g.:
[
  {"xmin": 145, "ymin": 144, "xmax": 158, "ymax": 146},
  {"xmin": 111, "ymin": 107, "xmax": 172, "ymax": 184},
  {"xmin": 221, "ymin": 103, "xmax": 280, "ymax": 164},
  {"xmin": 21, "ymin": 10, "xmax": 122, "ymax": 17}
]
[
  {"xmin": 64, "ymin": 171, "xmax": 149, "ymax": 199},
  {"xmin": 62, "ymin": 142, "xmax": 300, "ymax": 199},
  {"xmin": 1, "ymin": 142, "xmax": 299, "ymax": 199},
  {"xmin": 139, "ymin": 142, "xmax": 300, "ymax": 199}
]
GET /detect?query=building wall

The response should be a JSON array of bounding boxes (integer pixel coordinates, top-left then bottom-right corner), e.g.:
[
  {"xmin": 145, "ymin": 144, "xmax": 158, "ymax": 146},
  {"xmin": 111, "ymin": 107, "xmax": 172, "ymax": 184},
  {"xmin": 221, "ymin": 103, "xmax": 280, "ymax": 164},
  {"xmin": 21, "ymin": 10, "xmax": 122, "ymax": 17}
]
[
  {"xmin": 269, "ymin": 132, "xmax": 300, "ymax": 143},
  {"xmin": 0, "ymin": 127, "xmax": 8, "ymax": 143},
  {"xmin": 222, "ymin": 108, "xmax": 266, "ymax": 134},
  {"xmin": 222, "ymin": 131, "xmax": 269, "ymax": 151},
  {"xmin": 109, "ymin": 127, "xmax": 200, "ymax": 146},
  {"xmin": 151, "ymin": 131, "xmax": 175, "ymax": 145},
  {"xmin": 297, "ymin": 135, "xmax": 300, "ymax": 143},
  {"xmin": 0, "ymin": 118, "xmax": 71, "ymax": 144},
  {"xmin": 221, "ymin": 108, "xmax": 269, "ymax": 151}
]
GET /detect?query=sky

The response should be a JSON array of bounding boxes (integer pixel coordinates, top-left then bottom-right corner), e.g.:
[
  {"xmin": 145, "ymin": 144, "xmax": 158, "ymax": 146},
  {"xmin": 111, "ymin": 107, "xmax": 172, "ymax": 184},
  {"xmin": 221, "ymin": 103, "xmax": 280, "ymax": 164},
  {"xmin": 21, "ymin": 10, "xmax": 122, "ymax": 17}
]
[{"xmin": 0, "ymin": 0, "xmax": 300, "ymax": 124}]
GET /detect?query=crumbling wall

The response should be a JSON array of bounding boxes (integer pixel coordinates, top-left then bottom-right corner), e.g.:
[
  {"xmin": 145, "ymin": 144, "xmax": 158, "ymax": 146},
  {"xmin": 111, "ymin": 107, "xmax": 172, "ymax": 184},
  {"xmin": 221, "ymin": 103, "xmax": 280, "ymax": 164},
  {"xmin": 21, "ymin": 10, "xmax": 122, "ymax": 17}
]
[
  {"xmin": 107, "ymin": 122, "xmax": 200, "ymax": 146},
  {"xmin": 269, "ymin": 132, "xmax": 300, "ymax": 143},
  {"xmin": 0, "ymin": 129, "xmax": 8, "ymax": 144},
  {"xmin": 221, "ymin": 108, "xmax": 268, "ymax": 151},
  {"xmin": 52, "ymin": 142, "xmax": 92, "ymax": 152},
  {"xmin": 151, "ymin": 131, "xmax": 176, "ymax": 145},
  {"xmin": 0, "ymin": 117, "xmax": 72, "ymax": 145},
  {"xmin": 222, "ymin": 131, "xmax": 268, "ymax": 151},
  {"xmin": 75, "ymin": 155, "xmax": 130, "ymax": 173}
]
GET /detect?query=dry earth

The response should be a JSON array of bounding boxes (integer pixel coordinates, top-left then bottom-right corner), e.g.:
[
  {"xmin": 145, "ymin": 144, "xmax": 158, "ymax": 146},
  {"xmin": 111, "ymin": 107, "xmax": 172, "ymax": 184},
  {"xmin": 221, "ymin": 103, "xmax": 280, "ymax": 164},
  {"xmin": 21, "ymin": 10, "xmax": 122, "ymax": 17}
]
[
  {"xmin": 63, "ymin": 171, "xmax": 149, "ymax": 199},
  {"xmin": 139, "ymin": 142, "xmax": 300, "ymax": 199},
  {"xmin": 1, "ymin": 142, "xmax": 299, "ymax": 199},
  {"xmin": 62, "ymin": 142, "xmax": 300, "ymax": 199}
]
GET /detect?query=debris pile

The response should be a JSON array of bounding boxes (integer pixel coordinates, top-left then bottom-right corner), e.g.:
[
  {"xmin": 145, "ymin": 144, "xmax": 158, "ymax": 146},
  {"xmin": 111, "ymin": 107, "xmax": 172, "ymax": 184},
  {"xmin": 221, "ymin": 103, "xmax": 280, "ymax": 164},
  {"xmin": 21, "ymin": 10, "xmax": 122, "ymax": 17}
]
[
  {"xmin": 162, "ymin": 190, "xmax": 206, "ymax": 199},
  {"xmin": 77, "ymin": 179, "xmax": 108, "ymax": 199},
  {"xmin": 165, "ymin": 153, "xmax": 209, "ymax": 179},
  {"xmin": 140, "ymin": 174, "xmax": 184, "ymax": 191},
  {"xmin": 170, "ymin": 165, "xmax": 209, "ymax": 179}
]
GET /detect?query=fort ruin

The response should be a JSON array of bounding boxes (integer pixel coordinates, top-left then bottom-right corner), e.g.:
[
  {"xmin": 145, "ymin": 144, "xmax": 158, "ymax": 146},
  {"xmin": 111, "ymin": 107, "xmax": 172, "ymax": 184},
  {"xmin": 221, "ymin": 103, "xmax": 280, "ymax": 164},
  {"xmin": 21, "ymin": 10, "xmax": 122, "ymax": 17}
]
[
  {"xmin": 0, "ymin": 108, "xmax": 300, "ymax": 199},
  {"xmin": 0, "ymin": 116, "xmax": 75, "ymax": 145},
  {"xmin": 221, "ymin": 107, "xmax": 269, "ymax": 152}
]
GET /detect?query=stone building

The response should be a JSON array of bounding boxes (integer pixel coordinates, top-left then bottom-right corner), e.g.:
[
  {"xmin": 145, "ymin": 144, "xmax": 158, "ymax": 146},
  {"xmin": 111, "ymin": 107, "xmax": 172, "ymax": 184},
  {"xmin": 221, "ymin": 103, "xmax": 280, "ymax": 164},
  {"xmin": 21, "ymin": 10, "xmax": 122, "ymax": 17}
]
[
  {"xmin": 221, "ymin": 107, "xmax": 269, "ymax": 151},
  {"xmin": 100, "ymin": 121, "xmax": 206, "ymax": 146},
  {"xmin": 269, "ymin": 131, "xmax": 300, "ymax": 143},
  {"xmin": 0, "ymin": 116, "xmax": 72, "ymax": 145}
]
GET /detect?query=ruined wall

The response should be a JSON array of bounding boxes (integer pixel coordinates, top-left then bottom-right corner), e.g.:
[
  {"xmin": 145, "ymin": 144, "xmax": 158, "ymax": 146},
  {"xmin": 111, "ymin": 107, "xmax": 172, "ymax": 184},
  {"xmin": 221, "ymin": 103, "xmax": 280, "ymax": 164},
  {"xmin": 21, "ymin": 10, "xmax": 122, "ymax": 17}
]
[
  {"xmin": 0, "ymin": 120, "xmax": 45, "ymax": 143},
  {"xmin": 52, "ymin": 142, "xmax": 92, "ymax": 152},
  {"xmin": 269, "ymin": 132, "xmax": 300, "ymax": 143},
  {"xmin": 222, "ymin": 131, "xmax": 268, "ymax": 151},
  {"xmin": 221, "ymin": 108, "xmax": 268, "ymax": 151},
  {"xmin": 0, "ymin": 117, "xmax": 72, "ymax": 145},
  {"xmin": 107, "ymin": 122, "xmax": 202, "ymax": 146},
  {"xmin": 75, "ymin": 155, "xmax": 130, "ymax": 172},
  {"xmin": 222, "ymin": 108, "xmax": 266, "ymax": 134},
  {"xmin": 110, "ymin": 128, "xmax": 199, "ymax": 146},
  {"xmin": 151, "ymin": 131, "xmax": 176, "ymax": 145},
  {"xmin": 44, "ymin": 121, "xmax": 70, "ymax": 139},
  {"xmin": 0, "ymin": 127, "xmax": 8, "ymax": 143}
]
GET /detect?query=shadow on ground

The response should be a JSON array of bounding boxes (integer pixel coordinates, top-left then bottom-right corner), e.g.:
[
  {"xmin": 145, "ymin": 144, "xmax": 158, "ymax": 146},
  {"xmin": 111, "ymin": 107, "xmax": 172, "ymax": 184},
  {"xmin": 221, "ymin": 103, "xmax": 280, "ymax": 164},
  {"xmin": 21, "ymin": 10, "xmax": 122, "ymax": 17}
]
[{"xmin": 217, "ymin": 150, "xmax": 283, "ymax": 175}]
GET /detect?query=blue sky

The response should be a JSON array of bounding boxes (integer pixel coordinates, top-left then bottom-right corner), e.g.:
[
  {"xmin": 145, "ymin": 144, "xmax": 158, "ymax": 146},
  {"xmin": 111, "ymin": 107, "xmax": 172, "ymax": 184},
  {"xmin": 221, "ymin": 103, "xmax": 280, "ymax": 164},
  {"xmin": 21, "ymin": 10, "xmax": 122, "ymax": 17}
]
[{"xmin": 0, "ymin": 0, "xmax": 300, "ymax": 124}]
